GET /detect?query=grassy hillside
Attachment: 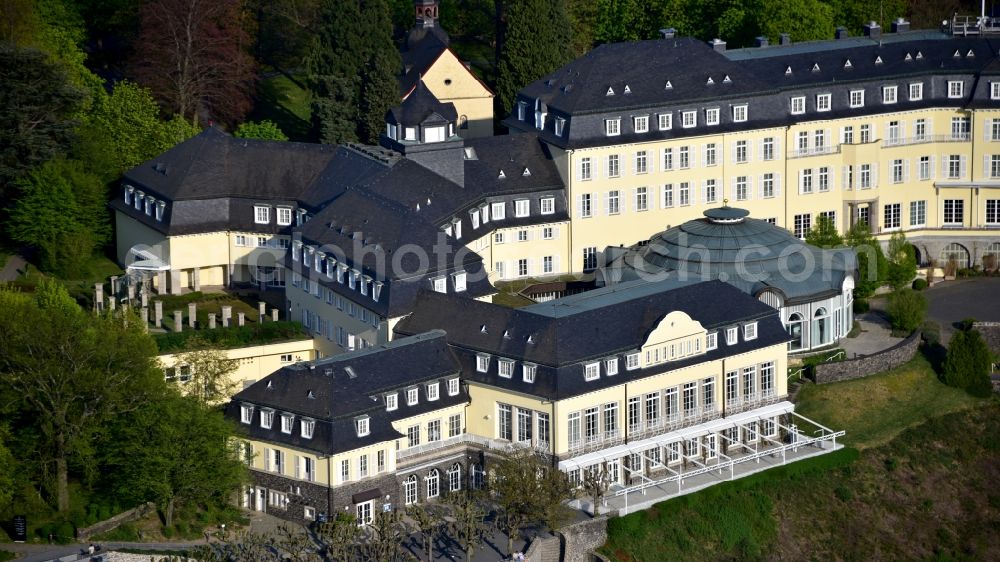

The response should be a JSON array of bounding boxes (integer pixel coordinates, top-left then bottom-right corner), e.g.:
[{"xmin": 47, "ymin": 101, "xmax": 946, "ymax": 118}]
[{"xmin": 601, "ymin": 357, "xmax": 998, "ymax": 561}]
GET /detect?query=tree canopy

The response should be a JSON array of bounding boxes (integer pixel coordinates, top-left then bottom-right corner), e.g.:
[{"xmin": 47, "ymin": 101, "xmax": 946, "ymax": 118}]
[
  {"xmin": 234, "ymin": 120, "xmax": 289, "ymax": 141},
  {"xmin": 943, "ymin": 327, "xmax": 994, "ymax": 397}
]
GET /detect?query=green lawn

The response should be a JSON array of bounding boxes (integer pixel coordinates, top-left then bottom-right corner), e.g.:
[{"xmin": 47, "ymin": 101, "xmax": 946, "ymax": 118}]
[
  {"xmin": 794, "ymin": 354, "xmax": 980, "ymax": 449},
  {"xmin": 251, "ymin": 72, "xmax": 313, "ymax": 141}
]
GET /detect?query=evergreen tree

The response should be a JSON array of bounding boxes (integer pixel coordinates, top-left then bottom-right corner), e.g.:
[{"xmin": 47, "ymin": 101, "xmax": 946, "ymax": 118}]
[
  {"xmin": 593, "ymin": 0, "xmax": 648, "ymax": 43},
  {"xmin": 943, "ymin": 328, "xmax": 994, "ymax": 397},
  {"xmin": 806, "ymin": 214, "xmax": 843, "ymax": 248},
  {"xmin": 885, "ymin": 231, "xmax": 917, "ymax": 290},
  {"xmin": 845, "ymin": 221, "xmax": 888, "ymax": 298},
  {"xmin": 357, "ymin": 0, "xmax": 401, "ymax": 144},
  {"xmin": 496, "ymin": 0, "xmax": 574, "ymax": 121},
  {"xmin": 311, "ymin": 75, "xmax": 361, "ymax": 145}
]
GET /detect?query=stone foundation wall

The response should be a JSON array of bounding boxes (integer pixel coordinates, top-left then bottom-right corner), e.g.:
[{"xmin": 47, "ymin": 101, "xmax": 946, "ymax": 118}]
[
  {"xmin": 77, "ymin": 502, "xmax": 156, "ymax": 541},
  {"xmin": 559, "ymin": 516, "xmax": 609, "ymax": 562},
  {"xmin": 973, "ymin": 322, "xmax": 1000, "ymax": 355},
  {"xmin": 813, "ymin": 331, "xmax": 921, "ymax": 384}
]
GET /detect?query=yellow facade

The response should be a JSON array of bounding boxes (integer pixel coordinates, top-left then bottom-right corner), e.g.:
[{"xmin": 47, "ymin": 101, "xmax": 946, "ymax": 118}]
[{"xmin": 419, "ymin": 48, "xmax": 494, "ymax": 139}]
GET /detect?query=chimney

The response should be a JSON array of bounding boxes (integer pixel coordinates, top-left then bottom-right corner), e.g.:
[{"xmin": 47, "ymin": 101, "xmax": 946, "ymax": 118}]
[
  {"xmin": 755, "ymin": 36, "xmax": 769, "ymax": 47},
  {"xmin": 835, "ymin": 26, "xmax": 849, "ymax": 39},
  {"xmin": 710, "ymin": 38, "xmax": 726, "ymax": 53},
  {"xmin": 863, "ymin": 21, "xmax": 881, "ymax": 39},
  {"xmin": 891, "ymin": 17, "xmax": 910, "ymax": 33},
  {"xmin": 779, "ymin": 33, "xmax": 791, "ymax": 46},
  {"xmin": 659, "ymin": 28, "xmax": 676, "ymax": 39}
]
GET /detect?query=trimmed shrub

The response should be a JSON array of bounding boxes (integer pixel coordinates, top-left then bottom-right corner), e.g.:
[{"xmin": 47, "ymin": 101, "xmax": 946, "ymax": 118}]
[
  {"xmin": 921, "ymin": 321, "xmax": 941, "ymax": 347},
  {"xmin": 886, "ymin": 289, "xmax": 927, "ymax": 334},
  {"xmin": 943, "ymin": 329, "xmax": 994, "ymax": 397},
  {"xmin": 912, "ymin": 278, "xmax": 928, "ymax": 291},
  {"xmin": 853, "ymin": 298, "xmax": 869, "ymax": 314}
]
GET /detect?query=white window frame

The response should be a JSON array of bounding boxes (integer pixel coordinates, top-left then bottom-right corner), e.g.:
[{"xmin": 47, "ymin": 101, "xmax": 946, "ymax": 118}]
[
  {"xmin": 522, "ymin": 364, "xmax": 536, "ymax": 383},
  {"xmin": 626, "ymin": 353, "xmax": 640, "ymax": 370},
  {"xmin": 301, "ymin": 418, "xmax": 315, "ymax": 439},
  {"xmin": 491, "ymin": 202, "xmax": 506, "ymax": 220},
  {"xmin": 356, "ymin": 416, "xmax": 370, "ymax": 437},
  {"xmin": 514, "ymin": 199, "xmax": 530, "ymax": 218},
  {"xmin": 681, "ymin": 111, "xmax": 697, "ymax": 128},
  {"xmin": 254, "ymin": 205, "xmax": 270, "ymax": 224},
  {"xmin": 909, "ymin": 82, "xmax": 923, "ymax": 101},
  {"xmin": 816, "ymin": 93, "xmax": 831, "ymax": 112},
  {"xmin": 790, "ymin": 96, "xmax": 805, "ymax": 115},
  {"xmin": 476, "ymin": 354, "xmax": 490, "ymax": 373},
  {"xmin": 540, "ymin": 197, "xmax": 555, "ymax": 215},
  {"xmin": 705, "ymin": 108, "xmax": 720, "ymax": 126},
  {"xmin": 706, "ymin": 332, "xmax": 718, "ymax": 350},
  {"xmin": 276, "ymin": 206, "xmax": 293, "ymax": 226},
  {"xmin": 732, "ymin": 104, "xmax": 748, "ymax": 122},
  {"xmin": 447, "ymin": 377, "xmax": 460, "ymax": 396},
  {"xmin": 658, "ymin": 113, "xmax": 672, "ymax": 130},
  {"xmin": 605, "ymin": 118, "xmax": 621, "ymax": 136},
  {"xmin": 948, "ymin": 80, "xmax": 964, "ymax": 99},
  {"xmin": 849, "ymin": 89, "xmax": 865, "ymax": 108},
  {"xmin": 725, "ymin": 327, "xmax": 738, "ymax": 345},
  {"xmin": 240, "ymin": 404, "xmax": 254, "ymax": 424},
  {"xmin": 882, "ymin": 85, "xmax": 897, "ymax": 104},
  {"xmin": 406, "ymin": 387, "xmax": 419, "ymax": 406},
  {"xmin": 426, "ymin": 382, "xmax": 440, "ymax": 401},
  {"xmin": 992, "ymin": 82, "xmax": 1000, "ymax": 100},
  {"xmin": 633, "ymin": 115, "xmax": 649, "ymax": 133},
  {"xmin": 743, "ymin": 322, "xmax": 757, "ymax": 341},
  {"xmin": 498, "ymin": 359, "xmax": 514, "ymax": 379},
  {"xmin": 386, "ymin": 393, "xmax": 398, "ymax": 411},
  {"xmin": 584, "ymin": 362, "xmax": 600, "ymax": 381}
]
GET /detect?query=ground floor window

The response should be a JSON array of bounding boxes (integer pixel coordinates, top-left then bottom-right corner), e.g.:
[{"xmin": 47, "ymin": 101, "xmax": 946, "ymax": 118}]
[
  {"xmin": 448, "ymin": 464, "xmax": 462, "ymax": 492},
  {"xmin": 426, "ymin": 469, "xmax": 440, "ymax": 498},
  {"xmin": 403, "ymin": 475, "xmax": 418, "ymax": 505},
  {"xmin": 787, "ymin": 313, "xmax": 804, "ymax": 350},
  {"xmin": 356, "ymin": 500, "xmax": 373, "ymax": 525}
]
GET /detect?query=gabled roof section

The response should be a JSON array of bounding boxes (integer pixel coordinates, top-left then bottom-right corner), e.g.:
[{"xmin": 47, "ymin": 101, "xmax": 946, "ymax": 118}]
[
  {"xmin": 389, "ymin": 80, "xmax": 458, "ymax": 127},
  {"xmin": 401, "ymin": 24, "xmax": 451, "ymax": 96},
  {"xmin": 123, "ymin": 127, "xmax": 338, "ymax": 201}
]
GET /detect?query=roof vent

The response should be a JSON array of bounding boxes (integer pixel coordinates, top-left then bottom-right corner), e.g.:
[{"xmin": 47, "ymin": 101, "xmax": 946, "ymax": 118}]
[
  {"xmin": 307, "ymin": 390, "xmax": 315, "ymax": 399},
  {"xmin": 480, "ymin": 324, "xmax": 488, "ymax": 334},
  {"xmin": 266, "ymin": 380, "xmax": 273, "ymax": 389},
  {"xmin": 606, "ymin": 87, "xmax": 615, "ymax": 96},
  {"xmin": 779, "ymin": 33, "xmax": 791, "ymax": 46},
  {"xmin": 522, "ymin": 167, "xmax": 531, "ymax": 176},
  {"xmin": 754, "ymin": 36, "xmax": 768, "ymax": 47},
  {"xmin": 623, "ymin": 84, "xmax": 631, "ymax": 94},
  {"xmin": 415, "ymin": 203, "xmax": 421, "ymax": 211},
  {"xmin": 784, "ymin": 66, "xmax": 792, "ymax": 75},
  {"xmin": 915, "ymin": 51, "xmax": 923, "ymax": 59},
  {"xmin": 659, "ymin": 28, "xmax": 676, "ymax": 39},
  {"xmin": 812, "ymin": 63, "xmax": 820, "ymax": 72},
  {"xmin": 498, "ymin": 169, "xmax": 506, "ymax": 179},
  {"xmin": 722, "ymin": 75, "xmax": 732, "ymax": 84},
  {"xmin": 345, "ymin": 366, "xmax": 357, "ymax": 378},
  {"xmin": 324, "ymin": 367, "xmax": 333, "ymax": 375},
  {"xmin": 664, "ymin": 80, "xmax": 673, "ymax": 89},
  {"xmin": 844, "ymin": 59, "xmax": 853, "ymax": 68},
  {"xmin": 891, "ymin": 18, "xmax": 910, "ymax": 33},
  {"xmin": 904, "ymin": 53, "xmax": 913, "ymax": 61},
  {"xmin": 427, "ymin": 197, "xmax": 431, "ymax": 205},
  {"xmin": 874, "ymin": 55, "xmax": 883, "ymax": 64},
  {"xmin": 463, "ymin": 146, "xmax": 478, "ymax": 160},
  {"xmin": 706, "ymin": 76, "xmax": 714, "ymax": 85},
  {"xmin": 954, "ymin": 49, "xmax": 961, "ymax": 58},
  {"xmin": 835, "ymin": 26, "xmax": 849, "ymax": 39},
  {"xmin": 710, "ymin": 38, "xmax": 726, "ymax": 53},
  {"xmin": 561, "ymin": 84, "xmax": 573, "ymax": 93},
  {"xmin": 352, "ymin": 231, "xmax": 362, "ymax": 240},
  {"xmin": 863, "ymin": 21, "xmax": 881, "ymax": 39},
  {"xmin": 503, "ymin": 330, "xmax": 511, "ymax": 339},
  {"xmin": 967, "ymin": 49, "xmax": 975, "ymax": 57},
  {"xmin": 526, "ymin": 335, "xmax": 535, "ymax": 344}
]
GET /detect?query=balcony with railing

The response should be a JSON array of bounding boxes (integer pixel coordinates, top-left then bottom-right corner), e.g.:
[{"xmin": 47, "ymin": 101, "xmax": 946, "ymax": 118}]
[
  {"xmin": 725, "ymin": 389, "xmax": 782, "ymax": 416},
  {"xmin": 787, "ymin": 145, "xmax": 842, "ymax": 159},
  {"xmin": 882, "ymin": 133, "xmax": 969, "ymax": 148},
  {"xmin": 395, "ymin": 433, "xmax": 551, "ymax": 465}
]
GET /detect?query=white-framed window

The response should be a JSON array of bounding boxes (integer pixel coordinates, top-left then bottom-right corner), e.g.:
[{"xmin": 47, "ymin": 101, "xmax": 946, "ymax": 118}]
[
  {"xmin": 910, "ymin": 200, "xmax": 926, "ymax": 226},
  {"xmin": 790, "ymin": 96, "xmax": 805, "ymax": 114},
  {"xmin": 705, "ymin": 107, "xmax": 720, "ymax": 126},
  {"xmin": 452, "ymin": 271, "xmax": 467, "ymax": 292},
  {"xmin": 634, "ymin": 150, "xmax": 648, "ymax": 174},
  {"xmin": 254, "ymin": 205, "xmax": 270, "ymax": 224},
  {"xmin": 605, "ymin": 358, "xmax": 618, "ymax": 375},
  {"xmin": 356, "ymin": 416, "xmax": 370, "ymax": 437},
  {"xmin": 706, "ymin": 332, "xmax": 718, "ymax": 350},
  {"xmin": 540, "ymin": 197, "xmax": 555, "ymax": 214},
  {"xmin": 404, "ymin": 475, "xmax": 417, "ymax": 505},
  {"xmin": 943, "ymin": 199, "xmax": 964, "ymax": 225},
  {"xmin": 948, "ymin": 80, "xmax": 964, "ymax": 98},
  {"xmin": 301, "ymin": 418, "xmax": 315, "ymax": 439},
  {"xmin": 260, "ymin": 409, "xmax": 274, "ymax": 429},
  {"xmin": 498, "ymin": 359, "xmax": 514, "ymax": 378},
  {"xmin": 679, "ymin": 182, "xmax": 690, "ymax": 206},
  {"xmin": 882, "ymin": 85, "xmax": 897, "ymax": 104},
  {"xmin": 681, "ymin": 111, "xmax": 696, "ymax": 128},
  {"xmin": 582, "ymin": 246, "xmax": 597, "ymax": 271},
  {"xmin": 542, "ymin": 256, "xmax": 553, "ymax": 273},
  {"xmin": 626, "ymin": 353, "xmax": 640, "ymax": 370},
  {"xmin": 704, "ymin": 143, "xmax": 717, "ymax": 166},
  {"xmin": 884, "ymin": 203, "xmax": 901, "ymax": 229},
  {"xmin": 542, "ymin": 226, "xmax": 555, "ymax": 239},
  {"xmin": 992, "ymin": 82, "xmax": 1000, "ymax": 100},
  {"xmin": 633, "ymin": 115, "xmax": 649, "ymax": 133},
  {"xmin": 860, "ymin": 124, "xmax": 871, "ymax": 143},
  {"xmin": 522, "ymin": 364, "xmax": 536, "ymax": 383},
  {"xmin": 725, "ymin": 327, "xmax": 738, "ymax": 345},
  {"xmin": 679, "ymin": 146, "xmax": 690, "ymax": 168},
  {"xmin": 432, "ymin": 276, "xmax": 446, "ymax": 293},
  {"xmin": 849, "ymin": 89, "xmax": 865, "ymax": 108},
  {"xmin": 280, "ymin": 413, "xmax": 294, "ymax": 434},
  {"xmin": 240, "ymin": 404, "xmax": 254, "ymax": 424},
  {"xmin": 518, "ymin": 259, "xmax": 528, "ymax": 277},
  {"xmin": 658, "ymin": 113, "xmax": 672, "ymax": 130},
  {"xmin": 447, "ymin": 377, "xmax": 460, "ymax": 396},
  {"xmin": 743, "ymin": 322, "xmax": 757, "ymax": 340},
  {"xmin": 793, "ymin": 213, "xmax": 811, "ymax": 239},
  {"xmin": 579, "ymin": 157, "xmax": 592, "ymax": 180},
  {"xmin": 386, "ymin": 393, "xmax": 398, "ymax": 411},
  {"xmin": 605, "ymin": 118, "xmax": 620, "ymax": 136},
  {"xmin": 732, "ymin": 104, "xmax": 748, "ymax": 122},
  {"xmin": 735, "ymin": 140, "xmax": 748, "ymax": 163},
  {"xmin": 986, "ymin": 200, "xmax": 1000, "ymax": 224},
  {"xmin": 406, "ymin": 387, "xmax": 419, "ymax": 405},
  {"xmin": 909, "ymin": 82, "xmax": 923, "ymax": 101},
  {"xmin": 578, "ymin": 193, "xmax": 592, "ymax": 218},
  {"xmin": 607, "ymin": 154, "xmax": 620, "ymax": 177},
  {"xmin": 762, "ymin": 137, "xmax": 775, "ymax": 160},
  {"xmin": 276, "ymin": 207, "xmax": 293, "ymax": 226},
  {"xmin": 584, "ymin": 362, "xmax": 600, "ymax": 381},
  {"xmin": 816, "ymin": 93, "xmax": 831, "ymax": 112},
  {"xmin": 634, "ymin": 186, "xmax": 648, "ymax": 211},
  {"xmin": 476, "ymin": 354, "xmax": 490, "ymax": 373},
  {"xmin": 661, "ymin": 183, "xmax": 674, "ymax": 207},
  {"xmin": 491, "ymin": 202, "xmax": 506, "ymax": 220}
]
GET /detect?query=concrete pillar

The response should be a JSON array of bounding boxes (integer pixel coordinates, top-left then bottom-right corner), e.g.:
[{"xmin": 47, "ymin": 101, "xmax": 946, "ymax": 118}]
[
  {"xmin": 258, "ymin": 301, "xmax": 267, "ymax": 320},
  {"xmin": 157, "ymin": 271, "xmax": 167, "ymax": 295},
  {"xmin": 127, "ymin": 281, "xmax": 136, "ymax": 302},
  {"xmin": 141, "ymin": 307, "xmax": 149, "ymax": 331},
  {"xmin": 154, "ymin": 301, "xmax": 163, "ymax": 328},
  {"xmin": 271, "ymin": 308, "xmax": 279, "ymax": 322},
  {"xmin": 192, "ymin": 268, "xmax": 201, "ymax": 292},
  {"xmin": 108, "ymin": 297, "xmax": 116, "ymax": 311},
  {"xmin": 188, "ymin": 303, "xmax": 197, "ymax": 328},
  {"xmin": 140, "ymin": 287, "xmax": 148, "ymax": 308},
  {"xmin": 174, "ymin": 310, "xmax": 183, "ymax": 332},
  {"xmin": 94, "ymin": 283, "xmax": 104, "ymax": 312},
  {"xmin": 237, "ymin": 312, "xmax": 245, "ymax": 327},
  {"xmin": 170, "ymin": 270, "xmax": 182, "ymax": 296},
  {"xmin": 208, "ymin": 313, "xmax": 217, "ymax": 329},
  {"xmin": 222, "ymin": 305, "xmax": 232, "ymax": 328}
]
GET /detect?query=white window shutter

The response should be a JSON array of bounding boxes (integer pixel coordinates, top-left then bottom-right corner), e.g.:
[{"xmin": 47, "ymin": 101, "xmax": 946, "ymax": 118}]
[
  {"xmin": 930, "ymin": 156, "xmax": 936, "ymax": 179},
  {"xmin": 757, "ymin": 139, "xmax": 764, "ymax": 160},
  {"xmin": 575, "ymin": 161, "xmax": 582, "ymax": 180},
  {"xmin": 774, "ymin": 137, "xmax": 781, "ymax": 156},
  {"xmin": 746, "ymin": 141, "xmax": 753, "ymax": 160},
  {"xmin": 985, "ymin": 155, "xmax": 991, "ymax": 178},
  {"xmin": 797, "ymin": 170, "xmax": 804, "ymax": 194},
  {"xmin": 730, "ymin": 143, "xmax": 737, "ymax": 164},
  {"xmin": 575, "ymin": 195, "xmax": 583, "ymax": 217},
  {"xmin": 872, "ymin": 163, "xmax": 879, "ymax": 187},
  {"xmin": 553, "ymin": 255, "xmax": 561, "ymax": 273},
  {"xmin": 898, "ymin": 123, "xmax": 905, "ymax": 139},
  {"xmin": 603, "ymin": 192, "xmax": 611, "ymax": 215},
  {"xmin": 986, "ymin": 120, "xmax": 993, "ymax": 142},
  {"xmin": 264, "ymin": 448, "xmax": 271, "ymax": 471},
  {"xmin": 294, "ymin": 455, "xmax": 300, "ymax": 479},
  {"xmin": 960, "ymin": 155, "xmax": 968, "ymax": 179},
  {"xmin": 775, "ymin": 174, "xmax": 782, "ymax": 196},
  {"xmin": 941, "ymin": 157, "xmax": 949, "ymax": 178},
  {"xmin": 631, "ymin": 155, "xmax": 637, "ymax": 174},
  {"xmin": 904, "ymin": 159, "xmax": 910, "ymax": 182},
  {"xmin": 841, "ymin": 166, "xmax": 850, "ymax": 190},
  {"xmin": 829, "ymin": 168, "xmax": 836, "ymax": 191},
  {"xmin": 824, "ymin": 129, "xmax": 832, "ymax": 147},
  {"xmin": 757, "ymin": 176, "xmax": 764, "ymax": 199},
  {"xmin": 730, "ymin": 177, "xmax": 738, "ymax": 200}
]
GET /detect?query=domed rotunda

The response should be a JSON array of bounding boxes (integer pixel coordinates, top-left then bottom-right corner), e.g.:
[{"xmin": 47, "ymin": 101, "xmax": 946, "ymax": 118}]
[{"xmin": 597, "ymin": 206, "xmax": 857, "ymax": 353}]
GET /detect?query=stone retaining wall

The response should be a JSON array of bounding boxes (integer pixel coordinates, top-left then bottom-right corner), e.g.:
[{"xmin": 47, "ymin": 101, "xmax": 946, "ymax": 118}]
[
  {"xmin": 77, "ymin": 502, "xmax": 156, "ymax": 541},
  {"xmin": 973, "ymin": 322, "xmax": 1000, "ymax": 355},
  {"xmin": 559, "ymin": 516, "xmax": 609, "ymax": 562},
  {"xmin": 813, "ymin": 331, "xmax": 921, "ymax": 384},
  {"xmin": 524, "ymin": 533, "xmax": 561, "ymax": 562}
]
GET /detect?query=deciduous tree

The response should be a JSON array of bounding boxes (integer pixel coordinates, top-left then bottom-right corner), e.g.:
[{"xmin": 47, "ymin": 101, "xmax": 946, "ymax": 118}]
[
  {"xmin": 845, "ymin": 221, "xmax": 888, "ymax": 298},
  {"xmin": 167, "ymin": 340, "xmax": 241, "ymax": 404},
  {"xmin": 886, "ymin": 231, "xmax": 917, "ymax": 290},
  {"xmin": 806, "ymin": 214, "xmax": 844, "ymax": 248},
  {"xmin": 0, "ymin": 281, "xmax": 163, "ymax": 512},
  {"xmin": 132, "ymin": 0, "xmax": 256, "ymax": 127},
  {"xmin": 234, "ymin": 119, "xmax": 289, "ymax": 141},
  {"xmin": 444, "ymin": 492, "xmax": 489, "ymax": 561},
  {"xmin": 886, "ymin": 288, "xmax": 927, "ymax": 334},
  {"xmin": 407, "ymin": 503, "xmax": 446, "ymax": 561}
]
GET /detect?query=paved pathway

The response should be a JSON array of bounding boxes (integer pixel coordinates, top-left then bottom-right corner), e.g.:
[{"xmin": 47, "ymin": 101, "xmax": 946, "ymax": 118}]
[
  {"xmin": 839, "ymin": 309, "xmax": 902, "ymax": 358},
  {"xmin": 0, "ymin": 253, "xmax": 26, "ymax": 281},
  {"xmin": 924, "ymin": 278, "xmax": 1000, "ymax": 344}
]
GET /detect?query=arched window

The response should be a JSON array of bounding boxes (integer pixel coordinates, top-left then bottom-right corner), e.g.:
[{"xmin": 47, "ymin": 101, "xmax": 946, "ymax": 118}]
[
  {"xmin": 448, "ymin": 463, "xmax": 462, "ymax": 492},
  {"xmin": 983, "ymin": 242, "xmax": 1000, "ymax": 271},
  {"xmin": 940, "ymin": 243, "xmax": 970, "ymax": 270},
  {"xmin": 812, "ymin": 307, "xmax": 829, "ymax": 348},
  {"xmin": 786, "ymin": 313, "xmax": 804, "ymax": 351},
  {"xmin": 403, "ymin": 475, "xmax": 418, "ymax": 505},
  {"xmin": 426, "ymin": 469, "xmax": 440, "ymax": 498},
  {"xmin": 470, "ymin": 463, "xmax": 484, "ymax": 489},
  {"xmin": 459, "ymin": 115, "xmax": 468, "ymax": 130}
]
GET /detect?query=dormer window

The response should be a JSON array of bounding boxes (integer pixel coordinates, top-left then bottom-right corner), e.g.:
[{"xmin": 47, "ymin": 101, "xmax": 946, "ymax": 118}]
[
  {"xmin": 633, "ymin": 115, "xmax": 649, "ymax": 133},
  {"xmin": 427, "ymin": 382, "xmax": 440, "ymax": 401},
  {"xmin": 260, "ymin": 409, "xmax": 274, "ymax": 429},
  {"xmin": 725, "ymin": 327, "xmax": 738, "ymax": 345},
  {"xmin": 300, "ymin": 418, "xmax": 315, "ymax": 439},
  {"xmin": 406, "ymin": 387, "xmax": 419, "ymax": 406},
  {"xmin": 948, "ymin": 81, "xmax": 964, "ymax": 98},
  {"xmin": 522, "ymin": 364, "xmax": 536, "ymax": 383},
  {"xmin": 134, "ymin": 191, "xmax": 144, "ymax": 211},
  {"xmin": 491, "ymin": 202, "xmax": 506, "ymax": 220},
  {"xmin": 124, "ymin": 185, "xmax": 134, "ymax": 205},
  {"xmin": 447, "ymin": 377, "xmax": 459, "ymax": 396},
  {"xmin": 849, "ymin": 89, "xmax": 864, "ymax": 108},
  {"xmin": 254, "ymin": 205, "xmax": 270, "ymax": 224},
  {"xmin": 386, "ymin": 123, "xmax": 397, "ymax": 140},
  {"xmin": 425, "ymin": 126, "xmax": 446, "ymax": 143},
  {"xmin": 681, "ymin": 111, "xmax": 696, "ymax": 128},
  {"xmin": 540, "ymin": 197, "xmax": 555, "ymax": 215},
  {"xmin": 277, "ymin": 207, "xmax": 293, "ymax": 226},
  {"xmin": 476, "ymin": 354, "xmax": 490, "ymax": 373},
  {"xmin": 605, "ymin": 118, "xmax": 621, "ymax": 136},
  {"xmin": 789, "ymin": 96, "xmax": 805, "ymax": 115},
  {"xmin": 469, "ymin": 209, "xmax": 480, "ymax": 229},
  {"xmin": 705, "ymin": 108, "xmax": 720, "ymax": 126},
  {"xmin": 658, "ymin": 113, "xmax": 672, "ymax": 130},
  {"xmin": 882, "ymin": 86, "xmax": 897, "ymax": 104},
  {"xmin": 626, "ymin": 353, "xmax": 640, "ymax": 370},
  {"xmin": 155, "ymin": 201, "xmax": 165, "ymax": 221},
  {"xmin": 554, "ymin": 117, "xmax": 566, "ymax": 136},
  {"xmin": 144, "ymin": 197, "xmax": 154, "ymax": 216},
  {"xmin": 386, "ymin": 392, "xmax": 398, "ymax": 411},
  {"xmin": 744, "ymin": 322, "xmax": 758, "ymax": 340},
  {"xmin": 584, "ymin": 362, "xmax": 600, "ymax": 381},
  {"xmin": 732, "ymin": 104, "xmax": 748, "ymax": 122},
  {"xmin": 601, "ymin": 358, "xmax": 617, "ymax": 376},
  {"xmin": 816, "ymin": 94, "xmax": 831, "ymax": 112},
  {"xmin": 280, "ymin": 413, "xmax": 294, "ymax": 434},
  {"xmin": 452, "ymin": 272, "xmax": 467, "ymax": 292},
  {"xmin": 431, "ymin": 276, "xmax": 446, "ymax": 293},
  {"xmin": 706, "ymin": 332, "xmax": 718, "ymax": 350},
  {"xmin": 240, "ymin": 404, "xmax": 254, "ymax": 424},
  {"xmin": 404, "ymin": 127, "xmax": 417, "ymax": 141},
  {"xmin": 517, "ymin": 101, "xmax": 527, "ymax": 121},
  {"xmin": 498, "ymin": 359, "xmax": 514, "ymax": 378},
  {"xmin": 355, "ymin": 416, "xmax": 370, "ymax": 437}
]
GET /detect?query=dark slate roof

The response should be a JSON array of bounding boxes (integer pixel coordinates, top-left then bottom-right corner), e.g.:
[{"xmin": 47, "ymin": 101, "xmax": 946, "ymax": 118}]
[
  {"xmin": 599, "ymin": 206, "xmax": 856, "ymax": 303},
  {"xmin": 389, "ymin": 80, "xmax": 458, "ymax": 127},
  {"xmin": 401, "ymin": 25, "xmax": 450, "ymax": 97},
  {"xmin": 394, "ymin": 280, "xmax": 789, "ymax": 400},
  {"xmin": 123, "ymin": 127, "xmax": 338, "ymax": 201},
  {"xmin": 225, "ymin": 331, "xmax": 467, "ymax": 454}
]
